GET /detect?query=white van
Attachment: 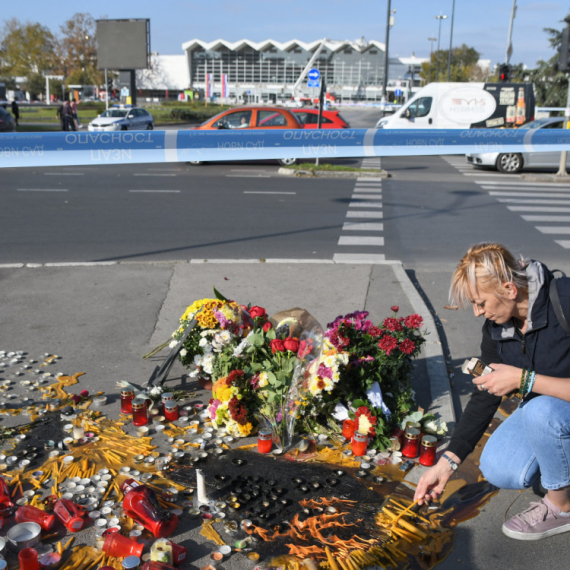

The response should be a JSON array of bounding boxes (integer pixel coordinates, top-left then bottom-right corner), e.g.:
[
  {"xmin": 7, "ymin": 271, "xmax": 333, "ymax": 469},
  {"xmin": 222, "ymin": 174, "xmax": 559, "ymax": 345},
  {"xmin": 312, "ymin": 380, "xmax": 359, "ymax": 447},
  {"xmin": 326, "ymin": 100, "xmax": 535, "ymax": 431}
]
[{"xmin": 376, "ymin": 82, "xmax": 535, "ymax": 129}]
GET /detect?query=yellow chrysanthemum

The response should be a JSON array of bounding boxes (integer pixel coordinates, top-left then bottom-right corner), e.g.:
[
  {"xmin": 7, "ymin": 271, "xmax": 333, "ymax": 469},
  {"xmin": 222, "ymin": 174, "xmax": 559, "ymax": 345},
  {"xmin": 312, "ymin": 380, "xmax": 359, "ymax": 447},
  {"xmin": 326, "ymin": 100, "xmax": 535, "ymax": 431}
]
[{"xmin": 237, "ymin": 422, "xmax": 253, "ymax": 437}]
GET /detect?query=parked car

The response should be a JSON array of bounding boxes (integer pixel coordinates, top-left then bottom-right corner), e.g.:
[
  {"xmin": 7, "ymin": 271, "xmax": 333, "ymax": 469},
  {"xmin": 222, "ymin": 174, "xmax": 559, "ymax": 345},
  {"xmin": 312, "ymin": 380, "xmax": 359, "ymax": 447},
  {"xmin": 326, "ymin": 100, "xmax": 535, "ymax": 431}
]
[
  {"xmin": 0, "ymin": 107, "xmax": 16, "ymax": 132},
  {"xmin": 466, "ymin": 117, "xmax": 567, "ymax": 174},
  {"xmin": 191, "ymin": 106, "xmax": 303, "ymax": 165},
  {"xmin": 88, "ymin": 106, "xmax": 154, "ymax": 131},
  {"xmin": 292, "ymin": 109, "xmax": 349, "ymax": 129}
]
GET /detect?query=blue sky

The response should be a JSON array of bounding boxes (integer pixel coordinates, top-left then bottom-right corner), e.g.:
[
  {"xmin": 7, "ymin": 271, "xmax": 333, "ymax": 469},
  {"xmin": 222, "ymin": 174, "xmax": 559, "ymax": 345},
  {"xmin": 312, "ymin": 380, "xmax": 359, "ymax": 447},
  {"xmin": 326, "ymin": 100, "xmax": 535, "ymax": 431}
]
[{"xmin": 2, "ymin": 1, "xmax": 566, "ymax": 67}]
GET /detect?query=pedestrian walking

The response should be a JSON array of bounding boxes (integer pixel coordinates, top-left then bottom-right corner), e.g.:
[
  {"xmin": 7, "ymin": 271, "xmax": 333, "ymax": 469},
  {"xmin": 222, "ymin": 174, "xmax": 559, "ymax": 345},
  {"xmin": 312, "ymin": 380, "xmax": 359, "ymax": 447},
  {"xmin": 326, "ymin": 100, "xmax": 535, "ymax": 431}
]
[
  {"xmin": 11, "ymin": 100, "xmax": 19, "ymax": 126},
  {"xmin": 70, "ymin": 99, "xmax": 81, "ymax": 129},
  {"xmin": 62, "ymin": 100, "xmax": 75, "ymax": 131},
  {"xmin": 415, "ymin": 243, "xmax": 570, "ymax": 541},
  {"xmin": 56, "ymin": 102, "xmax": 65, "ymax": 131}
]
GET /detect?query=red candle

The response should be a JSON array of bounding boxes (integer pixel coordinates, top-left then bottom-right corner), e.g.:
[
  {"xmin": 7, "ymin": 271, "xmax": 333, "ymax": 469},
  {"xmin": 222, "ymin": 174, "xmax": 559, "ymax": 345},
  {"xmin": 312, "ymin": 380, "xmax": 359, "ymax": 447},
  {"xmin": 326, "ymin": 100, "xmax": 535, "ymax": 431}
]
[
  {"xmin": 164, "ymin": 401, "xmax": 179, "ymax": 422},
  {"xmin": 419, "ymin": 435, "xmax": 437, "ymax": 466},
  {"xmin": 351, "ymin": 432, "xmax": 367, "ymax": 456},
  {"xmin": 15, "ymin": 505, "xmax": 55, "ymax": 531},
  {"xmin": 132, "ymin": 398, "xmax": 149, "ymax": 427},
  {"xmin": 342, "ymin": 419, "xmax": 355, "ymax": 440},
  {"xmin": 120, "ymin": 390, "xmax": 135, "ymax": 414},
  {"xmin": 102, "ymin": 529, "xmax": 144, "ymax": 558},
  {"xmin": 258, "ymin": 429, "xmax": 273, "ymax": 454},
  {"xmin": 18, "ymin": 548, "xmax": 39, "ymax": 570},
  {"xmin": 402, "ymin": 428, "xmax": 421, "ymax": 458},
  {"xmin": 53, "ymin": 498, "xmax": 86, "ymax": 532}
]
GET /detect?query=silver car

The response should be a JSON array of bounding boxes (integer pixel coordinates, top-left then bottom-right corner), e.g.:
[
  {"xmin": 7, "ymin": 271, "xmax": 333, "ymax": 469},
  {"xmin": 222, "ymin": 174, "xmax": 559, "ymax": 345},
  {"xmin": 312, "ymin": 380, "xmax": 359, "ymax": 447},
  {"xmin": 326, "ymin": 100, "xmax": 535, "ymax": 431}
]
[
  {"xmin": 466, "ymin": 118, "xmax": 567, "ymax": 174},
  {"xmin": 88, "ymin": 106, "xmax": 154, "ymax": 132}
]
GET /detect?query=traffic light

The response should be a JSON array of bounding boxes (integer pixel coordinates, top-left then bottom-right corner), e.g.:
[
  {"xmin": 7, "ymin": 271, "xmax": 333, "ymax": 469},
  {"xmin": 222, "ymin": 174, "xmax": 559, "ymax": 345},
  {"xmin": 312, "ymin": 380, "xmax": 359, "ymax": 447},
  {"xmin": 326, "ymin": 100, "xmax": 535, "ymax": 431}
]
[
  {"xmin": 498, "ymin": 63, "xmax": 511, "ymax": 83},
  {"xmin": 107, "ymin": 78, "xmax": 113, "ymax": 93},
  {"xmin": 558, "ymin": 25, "xmax": 570, "ymax": 72}
]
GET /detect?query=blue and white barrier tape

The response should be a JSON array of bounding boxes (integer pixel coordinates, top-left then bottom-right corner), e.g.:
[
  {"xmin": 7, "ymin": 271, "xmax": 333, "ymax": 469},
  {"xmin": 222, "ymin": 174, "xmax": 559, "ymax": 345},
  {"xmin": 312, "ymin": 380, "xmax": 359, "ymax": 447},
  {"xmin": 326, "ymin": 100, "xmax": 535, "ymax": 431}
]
[{"xmin": 1, "ymin": 128, "xmax": 570, "ymax": 168}]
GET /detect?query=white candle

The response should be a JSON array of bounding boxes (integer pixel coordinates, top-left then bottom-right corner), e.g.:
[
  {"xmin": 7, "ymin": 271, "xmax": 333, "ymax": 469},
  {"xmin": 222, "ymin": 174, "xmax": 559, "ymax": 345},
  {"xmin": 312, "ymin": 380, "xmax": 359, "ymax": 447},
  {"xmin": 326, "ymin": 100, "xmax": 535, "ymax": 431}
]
[{"xmin": 196, "ymin": 469, "xmax": 208, "ymax": 506}]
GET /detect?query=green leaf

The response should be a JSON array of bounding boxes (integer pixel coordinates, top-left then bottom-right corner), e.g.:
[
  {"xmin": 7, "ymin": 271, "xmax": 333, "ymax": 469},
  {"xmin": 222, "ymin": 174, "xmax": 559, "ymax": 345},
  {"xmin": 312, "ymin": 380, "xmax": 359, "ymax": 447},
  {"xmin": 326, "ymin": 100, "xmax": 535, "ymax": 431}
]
[
  {"xmin": 352, "ymin": 399, "xmax": 365, "ymax": 407},
  {"xmin": 213, "ymin": 286, "xmax": 229, "ymax": 301}
]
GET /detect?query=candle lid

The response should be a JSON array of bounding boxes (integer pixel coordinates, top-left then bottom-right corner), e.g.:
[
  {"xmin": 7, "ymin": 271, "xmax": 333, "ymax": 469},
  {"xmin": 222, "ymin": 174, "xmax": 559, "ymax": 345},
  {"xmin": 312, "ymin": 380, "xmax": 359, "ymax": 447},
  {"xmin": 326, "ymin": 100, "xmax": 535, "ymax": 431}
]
[
  {"xmin": 421, "ymin": 434, "xmax": 438, "ymax": 446},
  {"xmin": 161, "ymin": 392, "xmax": 174, "ymax": 401},
  {"xmin": 120, "ymin": 390, "xmax": 135, "ymax": 397},
  {"xmin": 164, "ymin": 401, "xmax": 178, "ymax": 410},
  {"xmin": 405, "ymin": 428, "xmax": 421, "ymax": 439},
  {"xmin": 131, "ymin": 398, "xmax": 147, "ymax": 411},
  {"xmin": 353, "ymin": 431, "xmax": 368, "ymax": 442}
]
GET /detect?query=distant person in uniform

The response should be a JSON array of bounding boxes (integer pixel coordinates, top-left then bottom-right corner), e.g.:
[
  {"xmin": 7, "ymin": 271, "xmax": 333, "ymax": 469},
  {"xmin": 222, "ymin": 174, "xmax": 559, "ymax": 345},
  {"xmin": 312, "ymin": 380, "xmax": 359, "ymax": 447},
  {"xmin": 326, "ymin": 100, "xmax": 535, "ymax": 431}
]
[{"xmin": 11, "ymin": 100, "xmax": 19, "ymax": 126}]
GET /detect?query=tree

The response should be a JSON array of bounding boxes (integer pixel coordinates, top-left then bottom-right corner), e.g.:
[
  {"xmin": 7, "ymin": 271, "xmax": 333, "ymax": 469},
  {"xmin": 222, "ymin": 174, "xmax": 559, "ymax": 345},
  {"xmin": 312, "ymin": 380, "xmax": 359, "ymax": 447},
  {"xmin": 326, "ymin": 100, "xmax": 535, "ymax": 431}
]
[
  {"xmin": 420, "ymin": 44, "xmax": 482, "ymax": 83},
  {"xmin": 0, "ymin": 18, "xmax": 57, "ymax": 78},
  {"xmin": 57, "ymin": 13, "xmax": 103, "ymax": 86}
]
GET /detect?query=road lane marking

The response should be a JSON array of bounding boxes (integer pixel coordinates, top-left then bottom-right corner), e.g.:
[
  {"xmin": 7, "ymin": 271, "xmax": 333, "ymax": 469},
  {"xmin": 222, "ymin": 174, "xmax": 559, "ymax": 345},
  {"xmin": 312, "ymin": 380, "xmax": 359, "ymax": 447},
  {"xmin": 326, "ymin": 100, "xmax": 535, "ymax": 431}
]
[
  {"xmin": 338, "ymin": 236, "xmax": 385, "ymax": 246},
  {"xmin": 227, "ymin": 174, "xmax": 271, "ymax": 178},
  {"xmin": 521, "ymin": 215, "xmax": 570, "ymax": 222},
  {"xmin": 357, "ymin": 177, "xmax": 384, "ymax": 182},
  {"xmin": 535, "ymin": 226, "xmax": 570, "ymax": 234},
  {"xmin": 483, "ymin": 186, "xmax": 570, "ymax": 193},
  {"xmin": 346, "ymin": 211, "xmax": 383, "ymax": 218},
  {"xmin": 555, "ymin": 240, "xmax": 570, "ymax": 248},
  {"xmin": 477, "ymin": 180, "xmax": 570, "ymax": 187},
  {"xmin": 17, "ymin": 189, "xmax": 68, "ymax": 192},
  {"xmin": 352, "ymin": 188, "xmax": 384, "ymax": 193},
  {"xmin": 230, "ymin": 169, "xmax": 268, "ymax": 172},
  {"xmin": 508, "ymin": 206, "xmax": 570, "ymax": 212},
  {"xmin": 490, "ymin": 192, "xmax": 570, "ymax": 198},
  {"xmin": 349, "ymin": 201, "xmax": 382, "ymax": 208},
  {"xmin": 497, "ymin": 198, "xmax": 570, "ymax": 204},
  {"xmin": 352, "ymin": 194, "xmax": 382, "ymax": 199},
  {"xmin": 462, "ymin": 172, "xmax": 522, "ymax": 177},
  {"xmin": 243, "ymin": 191, "xmax": 296, "ymax": 195},
  {"xmin": 44, "ymin": 172, "xmax": 84, "ymax": 176},
  {"xmin": 333, "ymin": 253, "xmax": 386, "ymax": 262},
  {"xmin": 129, "ymin": 190, "xmax": 181, "ymax": 193},
  {"xmin": 342, "ymin": 222, "xmax": 384, "ymax": 231},
  {"xmin": 133, "ymin": 173, "xmax": 177, "ymax": 177}
]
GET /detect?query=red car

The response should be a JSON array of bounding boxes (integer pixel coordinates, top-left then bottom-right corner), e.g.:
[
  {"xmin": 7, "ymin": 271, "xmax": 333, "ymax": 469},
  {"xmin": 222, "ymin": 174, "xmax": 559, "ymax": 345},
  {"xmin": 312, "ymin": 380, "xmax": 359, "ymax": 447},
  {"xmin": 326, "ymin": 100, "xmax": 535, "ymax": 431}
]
[{"xmin": 292, "ymin": 109, "xmax": 350, "ymax": 129}]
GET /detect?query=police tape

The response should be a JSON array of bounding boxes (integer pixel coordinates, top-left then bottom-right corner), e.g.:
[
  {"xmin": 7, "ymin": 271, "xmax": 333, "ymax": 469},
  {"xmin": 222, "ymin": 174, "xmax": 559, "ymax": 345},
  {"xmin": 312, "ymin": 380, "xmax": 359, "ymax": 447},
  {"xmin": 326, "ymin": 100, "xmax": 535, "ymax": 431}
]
[{"xmin": 1, "ymin": 128, "xmax": 570, "ymax": 169}]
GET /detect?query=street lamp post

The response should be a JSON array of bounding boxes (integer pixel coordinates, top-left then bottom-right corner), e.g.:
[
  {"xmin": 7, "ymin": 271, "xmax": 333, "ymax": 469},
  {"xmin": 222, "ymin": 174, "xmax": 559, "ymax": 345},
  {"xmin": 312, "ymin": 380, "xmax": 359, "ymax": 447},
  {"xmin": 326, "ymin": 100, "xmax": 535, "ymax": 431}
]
[
  {"xmin": 83, "ymin": 35, "xmax": 89, "ymax": 91},
  {"xmin": 428, "ymin": 37, "xmax": 437, "ymax": 83},
  {"xmin": 434, "ymin": 14, "xmax": 448, "ymax": 82},
  {"xmin": 447, "ymin": 0, "xmax": 456, "ymax": 81},
  {"xmin": 382, "ymin": 0, "xmax": 392, "ymax": 100}
]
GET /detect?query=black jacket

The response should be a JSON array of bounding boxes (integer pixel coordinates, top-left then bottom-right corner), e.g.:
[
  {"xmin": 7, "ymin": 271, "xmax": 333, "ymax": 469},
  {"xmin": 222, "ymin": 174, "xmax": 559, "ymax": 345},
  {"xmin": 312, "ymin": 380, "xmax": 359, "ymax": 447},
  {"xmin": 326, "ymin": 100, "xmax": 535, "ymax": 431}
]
[{"xmin": 447, "ymin": 261, "xmax": 570, "ymax": 461}]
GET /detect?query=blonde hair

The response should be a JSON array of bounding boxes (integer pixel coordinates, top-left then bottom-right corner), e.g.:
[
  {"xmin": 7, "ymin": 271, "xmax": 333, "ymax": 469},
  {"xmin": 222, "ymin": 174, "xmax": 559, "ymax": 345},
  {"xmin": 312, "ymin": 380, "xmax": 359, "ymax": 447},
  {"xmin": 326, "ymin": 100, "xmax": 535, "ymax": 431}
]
[{"xmin": 450, "ymin": 243, "xmax": 529, "ymax": 308}]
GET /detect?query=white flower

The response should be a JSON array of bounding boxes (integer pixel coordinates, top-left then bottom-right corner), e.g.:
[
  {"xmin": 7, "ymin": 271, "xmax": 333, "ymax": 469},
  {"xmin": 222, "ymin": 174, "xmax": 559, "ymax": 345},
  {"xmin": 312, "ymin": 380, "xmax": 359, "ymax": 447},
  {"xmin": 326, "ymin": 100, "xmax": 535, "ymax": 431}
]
[
  {"xmin": 194, "ymin": 354, "xmax": 203, "ymax": 367},
  {"xmin": 202, "ymin": 353, "xmax": 214, "ymax": 374},
  {"xmin": 180, "ymin": 349, "xmax": 187, "ymax": 357},
  {"xmin": 150, "ymin": 386, "xmax": 163, "ymax": 397},
  {"xmin": 169, "ymin": 340, "xmax": 177, "ymax": 349},
  {"xmin": 258, "ymin": 372, "xmax": 269, "ymax": 388},
  {"xmin": 219, "ymin": 330, "xmax": 231, "ymax": 342},
  {"xmin": 199, "ymin": 338, "xmax": 209, "ymax": 348}
]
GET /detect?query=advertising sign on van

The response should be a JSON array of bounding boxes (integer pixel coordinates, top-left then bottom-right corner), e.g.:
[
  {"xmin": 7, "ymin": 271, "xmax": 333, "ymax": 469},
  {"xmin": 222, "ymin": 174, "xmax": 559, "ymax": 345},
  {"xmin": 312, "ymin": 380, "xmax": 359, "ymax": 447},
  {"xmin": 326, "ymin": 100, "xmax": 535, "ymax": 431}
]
[{"xmin": 439, "ymin": 87, "xmax": 497, "ymax": 124}]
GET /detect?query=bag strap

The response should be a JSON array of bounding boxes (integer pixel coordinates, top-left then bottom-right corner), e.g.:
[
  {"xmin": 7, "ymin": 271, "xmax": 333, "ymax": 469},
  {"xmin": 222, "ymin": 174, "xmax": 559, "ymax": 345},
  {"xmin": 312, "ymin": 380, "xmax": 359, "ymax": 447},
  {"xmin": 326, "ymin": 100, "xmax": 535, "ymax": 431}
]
[{"xmin": 549, "ymin": 271, "xmax": 570, "ymax": 335}]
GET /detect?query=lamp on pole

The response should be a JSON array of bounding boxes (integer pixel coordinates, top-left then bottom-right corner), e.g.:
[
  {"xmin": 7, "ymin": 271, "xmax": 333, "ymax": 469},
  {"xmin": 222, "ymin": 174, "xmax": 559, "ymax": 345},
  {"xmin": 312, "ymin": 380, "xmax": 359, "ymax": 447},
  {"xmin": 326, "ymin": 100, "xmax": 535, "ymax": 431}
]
[
  {"xmin": 83, "ymin": 35, "xmax": 89, "ymax": 89},
  {"xmin": 434, "ymin": 14, "xmax": 448, "ymax": 82},
  {"xmin": 381, "ymin": 0, "xmax": 392, "ymax": 100},
  {"xmin": 428, "ymin": 37, "xmax": 437, "ymax": 83},
  {"xmin": 446, "ymin": 0, "xmax": 456, "ymax": 81}
]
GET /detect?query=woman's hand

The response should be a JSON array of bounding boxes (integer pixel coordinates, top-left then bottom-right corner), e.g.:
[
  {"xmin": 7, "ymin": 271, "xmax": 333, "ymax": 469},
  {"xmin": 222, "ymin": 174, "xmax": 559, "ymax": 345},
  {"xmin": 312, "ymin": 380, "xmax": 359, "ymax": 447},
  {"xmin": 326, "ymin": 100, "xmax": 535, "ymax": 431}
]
[
  {"xmin": 414, "ymin": 457, "xmax": 456, "ymax": 505},
  {"xmin": 472, "ymin": 363, "xmax": 521, "ymax": 396}
]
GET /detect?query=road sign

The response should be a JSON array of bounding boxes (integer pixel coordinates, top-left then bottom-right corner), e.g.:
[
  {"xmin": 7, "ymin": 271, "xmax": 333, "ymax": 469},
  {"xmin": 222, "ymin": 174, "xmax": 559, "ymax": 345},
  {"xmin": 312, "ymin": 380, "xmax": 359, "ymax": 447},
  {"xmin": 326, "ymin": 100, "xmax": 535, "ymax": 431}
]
[
  {"xmin": 395, "ymin": 88, "xmax": 402, "ymax": 97},
  {"xmin": 307, "ymin": 69, "xmax": 320, "ymax": 81},
  {"xmin": 308, "ymin": 79, "xmax": 320, "ymax": 88},
  {"xmin": 120, "ymin": 87, "xmax": 129, "ymax": 97}
]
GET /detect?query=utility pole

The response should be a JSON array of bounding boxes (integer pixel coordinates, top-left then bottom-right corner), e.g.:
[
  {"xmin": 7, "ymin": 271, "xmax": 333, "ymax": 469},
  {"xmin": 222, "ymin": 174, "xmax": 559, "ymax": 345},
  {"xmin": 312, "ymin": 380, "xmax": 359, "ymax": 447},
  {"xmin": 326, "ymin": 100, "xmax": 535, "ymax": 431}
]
[
  {"xmin": 446, "ymin": 0, "xmax": 456, "ymax": 81},
  {"xmin": 428, "ymin": 38, "xmax": 437, "ymax": 83},
  {"xmin": 505, "ymin": 0, "xmax": 517, "ymax": 64},
  {"xmin": 382, "ymin": 0, "xmax": 392, "ymax": 99},
  {"xmin": 434, "ymin": 14, "xmax": 448, "ymax": 82},
  {"xmin": 556, "ymin": 17, "xmax": 570, "ymax": 177}
]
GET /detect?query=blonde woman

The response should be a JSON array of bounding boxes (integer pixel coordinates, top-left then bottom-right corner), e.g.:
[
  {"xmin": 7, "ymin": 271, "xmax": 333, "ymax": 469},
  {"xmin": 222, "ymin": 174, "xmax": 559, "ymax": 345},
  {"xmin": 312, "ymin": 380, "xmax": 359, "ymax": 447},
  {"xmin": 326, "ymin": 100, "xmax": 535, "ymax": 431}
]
[{"xmin": 414, "ymin": 243, "xmax": 570, "ymax": 541}]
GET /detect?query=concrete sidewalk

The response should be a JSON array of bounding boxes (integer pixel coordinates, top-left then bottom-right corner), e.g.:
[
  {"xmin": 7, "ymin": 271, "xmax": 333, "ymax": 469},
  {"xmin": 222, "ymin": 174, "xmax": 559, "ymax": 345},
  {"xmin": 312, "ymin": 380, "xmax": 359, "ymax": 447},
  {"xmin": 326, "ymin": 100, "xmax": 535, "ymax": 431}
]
[{"xmin": 3, "ymin": 260, "xmax": 566, "ymax": 569}]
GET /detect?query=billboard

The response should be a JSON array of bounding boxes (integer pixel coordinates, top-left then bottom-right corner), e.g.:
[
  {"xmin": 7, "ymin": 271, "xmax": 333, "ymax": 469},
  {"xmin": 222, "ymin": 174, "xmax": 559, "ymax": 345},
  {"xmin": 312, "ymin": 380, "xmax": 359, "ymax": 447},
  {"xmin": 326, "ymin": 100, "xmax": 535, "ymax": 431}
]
[{"xmin": 96, "ymin": 19, "xmax": 150, "ymax": 70}]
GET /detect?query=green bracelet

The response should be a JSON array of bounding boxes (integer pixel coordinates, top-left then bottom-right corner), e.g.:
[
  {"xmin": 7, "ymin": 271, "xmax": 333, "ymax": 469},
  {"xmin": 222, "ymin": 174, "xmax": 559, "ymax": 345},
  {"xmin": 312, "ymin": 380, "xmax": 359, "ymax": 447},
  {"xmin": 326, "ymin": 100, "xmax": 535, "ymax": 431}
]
[{"xmin": 519, "ymin": 368, "xmax": 528, "ymax": 396}]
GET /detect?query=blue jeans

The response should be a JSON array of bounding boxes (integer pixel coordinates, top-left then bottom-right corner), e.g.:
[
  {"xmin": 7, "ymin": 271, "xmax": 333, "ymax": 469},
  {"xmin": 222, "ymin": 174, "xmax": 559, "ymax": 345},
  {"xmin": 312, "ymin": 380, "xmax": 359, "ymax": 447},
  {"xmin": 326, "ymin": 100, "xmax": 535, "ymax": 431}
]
[{"xmin": 480, "ymin": 396, "xmax": 570, "ymax": 491}]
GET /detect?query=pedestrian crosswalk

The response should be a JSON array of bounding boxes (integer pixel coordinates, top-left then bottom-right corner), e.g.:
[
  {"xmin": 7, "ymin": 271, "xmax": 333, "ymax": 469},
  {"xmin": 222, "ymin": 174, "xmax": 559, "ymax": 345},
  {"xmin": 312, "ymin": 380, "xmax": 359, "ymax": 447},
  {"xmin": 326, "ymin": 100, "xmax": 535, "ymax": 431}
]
[
  {"xmin": 333, "ymin": 176, "xmax": 385, "ymax": 263},
  {"xmin": 361, "ymin": 157, "xmax": 383, "ymax": 171},
  {"xmin": 476, "ymin": 180, "xmax": 570, "ymax": 249},
  {"xmin": 442, "ymin": 155, "xmax": 522, "ymax": 179}
]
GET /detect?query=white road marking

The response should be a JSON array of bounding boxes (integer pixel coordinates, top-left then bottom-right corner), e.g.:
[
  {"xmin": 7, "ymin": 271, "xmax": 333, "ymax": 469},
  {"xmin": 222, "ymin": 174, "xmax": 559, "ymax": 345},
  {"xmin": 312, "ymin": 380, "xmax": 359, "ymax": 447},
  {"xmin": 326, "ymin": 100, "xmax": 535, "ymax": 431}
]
[
  {"xmin": 227, "ymin": 174, "xmax": 271, "ymax": 178},
  {"xmin": 555, "ymin": 240, "xmax": 570, "ymax": 248},
  {"xmin": 17, "ymin": 189, "xmax": 68, "ymax": 192},
  {"xmin": 230, "ymin": 169, "xmax": 268, "ymax": 172},
  {"xmin": 342, "ymin": 222, "xmax": 384, "ymax": 231},
  {"xmin": 333, "ymin": 253, "xmax": 386, "ymax": 262},
  {"xmin": 349, "ymin": 201, "xmax": 383, "ymax": 208},
  {"xmin": 352, "ymin": 188, "xmax": 383, "ymax": 193},
  {"xmin": 521, "ymin": 215, "xmax": 570, "ymax": 222},
  {"xmin": 476, "ymin": 180, "xmax": 570, "ymax": 187},
  {"xmin": 352, "ymin": 194, "xmax": 383, "ymax": 199},
  {"xmin": 243, "ymin": 191, "xmax": 296, "ymax": 195},
  {"xmin": 357, "ymin": 177, "xmax": 384, "ymax": 182},
  {"xmin": 462, "ymin": 172, "xmax": 521, "ymax": 177},
  {"xmin": 490, "ymin": 191, "xmax": 570, "ymax": 198},
  {"xmin": 535, "ymin": 226, "xmax": 570, "ymax": 234},
  {"xmin": 44, "ymin": 172, "xmax": 84, "ymax": 176},
  {"xmin": 497, "ymin": 198, "xmax": 570, "ymax": 204},
  {"xmin": 338, "ymin": 236, "xmax": 385, "ymax": 246},
  {"xmin": 508, "ymin": 206, "xmax": 570, "ymax": 212},
  {"xmin": 346, "ymin": 211, "xmax": 383, "ymax": 218},
  {"xmin": 129, "ymin": 190, "xmax": 181, "ymax": 193},
  {"xmin": 133, "ymin": 173, "xmax": 177, "ymax": 177},
  {"xmin": 483, "ymin": 186, "xmax": 570, "ymax": 193}
]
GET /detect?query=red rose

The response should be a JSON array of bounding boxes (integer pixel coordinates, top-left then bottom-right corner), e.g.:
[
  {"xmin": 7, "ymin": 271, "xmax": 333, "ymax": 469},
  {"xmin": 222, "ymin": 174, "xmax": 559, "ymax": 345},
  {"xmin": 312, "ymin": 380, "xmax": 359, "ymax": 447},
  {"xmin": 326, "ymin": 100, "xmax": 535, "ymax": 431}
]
[
  {"xmin": 391, "ymin": 305, "xmax": 399, "ymax": 313},
  {"xmin": 249, "ymin": 306, "xmax": 267, "ymax": 319},
  {"xmin": 71, "ymin": 394, "xmax": 81, "ymax": 404},
  {"xmin": 283, "ymin": 337, "xmax": 300, "ymax": 353},
  {"xmin": 270, "ymin": 339, "xmax": 285, "ymax": 354},
  {"xmin": 80, "ymin": 389, "xmax": 89, "ymax": 398},
  {"xmin": 263, "ymin": 322, "xmax": 273, "ymax": 333}
]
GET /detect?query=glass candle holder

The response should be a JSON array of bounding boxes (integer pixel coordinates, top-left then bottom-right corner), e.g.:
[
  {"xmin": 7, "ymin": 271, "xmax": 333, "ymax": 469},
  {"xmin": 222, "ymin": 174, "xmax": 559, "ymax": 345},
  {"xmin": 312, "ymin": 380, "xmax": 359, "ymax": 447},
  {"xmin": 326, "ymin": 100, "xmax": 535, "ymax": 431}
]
[
  {"xmin": 401, "ymin": 428, "xmax": 421, "ymax": 458},
  {"xmin": 419, "ymin": 434, "xmax": 438, "ymax": 466},
  {"xmin": 351, "ymin": 432, "xmax": 367, "ymax": 457},
  {"xmin": 120, "ymin": 390, "xmax": 135, "ymax": 414},
  {"xmin": 257, "ymin": 429, "xmax": 272, "ymax": 454},
  {"xmin": 18, "ymin": 548, "xmax": 39, "ymax": 570},
  {"xmin": 163, "ymin": 401, "xmax": 179, "ymax": 423},
  {"xmin": 342, "ymin": 419, "xmax": 355, "ymax": 440},
  {"xmin": 131, "ymin": 398, "xmax": 149, "ymax": 427}
]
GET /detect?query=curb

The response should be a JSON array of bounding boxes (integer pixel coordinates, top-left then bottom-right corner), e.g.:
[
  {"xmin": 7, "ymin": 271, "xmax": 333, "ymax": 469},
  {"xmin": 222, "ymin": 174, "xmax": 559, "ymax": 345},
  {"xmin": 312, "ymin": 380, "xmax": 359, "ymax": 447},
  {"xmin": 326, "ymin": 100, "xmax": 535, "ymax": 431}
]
[
  {"xmin": 391, "ymin": 263, "xmax": 456, "ymax": 427},
  {"xmin": 520, "ymin": 173, "xmax": 570, "ymax": 184},
  {"xmin": 278, "ymin": 167, "xmax": 389, "ymax": 178}
]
